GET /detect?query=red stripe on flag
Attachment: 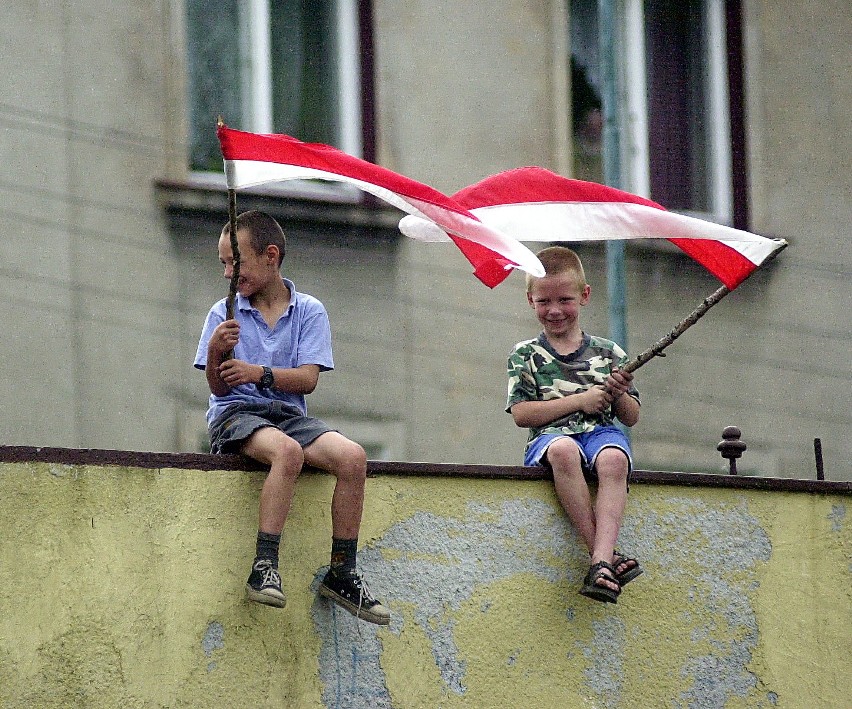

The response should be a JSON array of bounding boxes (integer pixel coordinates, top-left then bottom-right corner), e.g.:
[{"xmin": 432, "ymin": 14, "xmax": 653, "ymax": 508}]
[
  {"xmin": 454, "ymin": 166, "xmax": 664, "ymax": 210},
  {"xmin": 447, "ymin": 235, "xmax": 514, "ymax": 287},
  {"xmin": 668, "ymin": 238, "xmax": 756, "ymax": 289},
  {"xmin": 452, "ymin": 167, "xmax": 780, "ymax": 290},
  {"xmin": 219, "ymin": 125, "xmax": 473, "ymax": 218}
]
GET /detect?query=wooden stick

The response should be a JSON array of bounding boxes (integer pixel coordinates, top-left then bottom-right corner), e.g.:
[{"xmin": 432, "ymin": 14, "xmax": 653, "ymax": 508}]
[
  {"xmin": 622, "ymin": 241, "xmax": 787, "ymax": 374},
  {"xmin": 225, "ymin": 187, "xmax": 240, "ymax": 321},
  {"xmin": 219, "ymin": 117, "xmax": 240, "ymax": 359},
  {"xmin": 622, "ymin": 284, "xmax": 729, "ymax": 373}
]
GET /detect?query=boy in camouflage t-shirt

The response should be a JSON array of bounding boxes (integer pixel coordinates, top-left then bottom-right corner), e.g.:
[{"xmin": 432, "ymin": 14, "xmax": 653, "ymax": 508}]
[{"xmin": 507, "ymin": 246, "xmax": 643, "ymax": 604}]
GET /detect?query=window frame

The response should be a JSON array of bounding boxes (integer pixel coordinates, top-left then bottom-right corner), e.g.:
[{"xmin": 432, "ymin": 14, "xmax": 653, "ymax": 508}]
[
  {"xmin": 621, "ymin": 0, "xmax": 734, "ymax": 225},
  {"xmin": 571, "ymin": 0, "xmax": 746, "ymax": 227},
  {"xmin": 185, "ymin": 0, "xmax": 375, "ymax": 202}
]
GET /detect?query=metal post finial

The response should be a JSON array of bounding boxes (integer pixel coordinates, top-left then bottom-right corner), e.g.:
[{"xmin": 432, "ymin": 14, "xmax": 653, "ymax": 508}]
[{"xmin": 717, "ymin": 426, "xmax": 746, "ymax": 475}]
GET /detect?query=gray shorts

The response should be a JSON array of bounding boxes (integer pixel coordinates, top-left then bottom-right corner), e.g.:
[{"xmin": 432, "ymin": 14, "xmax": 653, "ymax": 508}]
[{"xmin": 208, "ymin": 400, "xmax": 335, "ymax": 455}]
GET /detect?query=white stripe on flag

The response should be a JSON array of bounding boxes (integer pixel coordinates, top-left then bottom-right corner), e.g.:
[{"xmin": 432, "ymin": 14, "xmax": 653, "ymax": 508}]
[{"xmin": 225, "ymin": 158, "xmax": 546, "ymax": 278}]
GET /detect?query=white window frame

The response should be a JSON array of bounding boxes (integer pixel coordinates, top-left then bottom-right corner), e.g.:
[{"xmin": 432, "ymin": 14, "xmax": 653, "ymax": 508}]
[
  {"xmin": 191, "ymin": 0, "xmax": 364, "ymax": 202},
  {"xmin": 617, "ymin": 0, "xmax": 734, "ymax": 225}
]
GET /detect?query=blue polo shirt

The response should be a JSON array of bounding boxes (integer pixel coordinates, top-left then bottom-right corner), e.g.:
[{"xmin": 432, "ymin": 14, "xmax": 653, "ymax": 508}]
[{"xmin": 194, "ymin": 278, "xmax": 334, "ymax": 424}]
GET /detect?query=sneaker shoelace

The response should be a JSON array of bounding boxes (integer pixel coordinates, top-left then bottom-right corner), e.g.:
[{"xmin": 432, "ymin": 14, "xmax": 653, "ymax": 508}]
[
  {"xmin": 335, "ymin": 572, "xmax": 376, "ymax": 621},
  {"xmin": 328, "ymin": 572, "xmax": 383, "ymax": 635},
  {"xmin": 351, "ymin": 573, "xmax": 370, "ymax": 634},
  {"xmin": 257, "ymin": 561, "xmax": 281, "ymax": 589},
  {"xmin": 350, "ymin": 573, "xmax": 378, "ymax": 607}
]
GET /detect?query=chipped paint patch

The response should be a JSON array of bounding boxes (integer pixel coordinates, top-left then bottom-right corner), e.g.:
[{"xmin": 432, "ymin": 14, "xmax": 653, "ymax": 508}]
[
  {"xmin": 310, "ymin": 492, "xmax": 781, "ymax": 708},
  {"xmin": 828, "ymin": 503, "xmax": 845, "ymax": 533},
  {"xmin": 580, "ymin": 615, "xmax": 626, "ymax": 699},
  {"xmin": 202, "ymin": 621, "xmax": 224, "ymax": 672}
]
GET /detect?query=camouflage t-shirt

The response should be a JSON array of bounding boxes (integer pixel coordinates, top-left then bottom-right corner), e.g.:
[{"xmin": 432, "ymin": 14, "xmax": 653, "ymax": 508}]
[{"xmin": 506, "ymin": 332, "xmax": 640, "ymax": 443}]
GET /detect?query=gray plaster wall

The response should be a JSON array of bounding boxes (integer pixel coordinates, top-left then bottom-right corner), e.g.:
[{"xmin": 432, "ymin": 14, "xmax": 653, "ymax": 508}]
[{"xmin": 0, "ymin": 3, "xmax": 185, "ymax": 451}]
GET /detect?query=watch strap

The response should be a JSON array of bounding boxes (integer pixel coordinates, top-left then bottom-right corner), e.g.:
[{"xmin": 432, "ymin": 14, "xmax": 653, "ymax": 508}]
[{"xmin": 259, "ymin": 365, "xmax": 274, "ymax": 389}]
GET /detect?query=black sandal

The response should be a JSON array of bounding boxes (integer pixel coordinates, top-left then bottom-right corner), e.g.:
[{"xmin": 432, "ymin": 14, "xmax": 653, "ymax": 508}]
[
  {"xmin": 579, "ymin": 561, "xmax": 621, "ymax": 603},
  {"xmin": 612, "ymin": 550, "xmax": 643, "ymax": 586}
]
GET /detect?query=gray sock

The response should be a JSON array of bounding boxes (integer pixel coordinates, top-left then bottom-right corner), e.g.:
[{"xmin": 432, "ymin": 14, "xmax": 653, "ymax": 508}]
[
  {"xmin": 255, "ymin": 531, "xmax": 281, "ymax": 567},
  {"xmin": 330, "ymin": 537, "xmax": 357, "ymax": 576}
]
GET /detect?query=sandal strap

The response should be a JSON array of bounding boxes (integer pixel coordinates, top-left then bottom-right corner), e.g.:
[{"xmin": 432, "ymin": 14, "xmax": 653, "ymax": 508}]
[
  {"xmin": 590, "ymin": 560, "xmax": 616, "ymax": 573},
  {"xmin": 612, "ymin": 550, "xmax": 644, "ymax": 586},
  {"xmin": 589, "ymin": 560, "xmax": 620, "ymax": 585},
  {"xmin": 612, "ymin": 550, "xmax": 637, "ymax": 568}
]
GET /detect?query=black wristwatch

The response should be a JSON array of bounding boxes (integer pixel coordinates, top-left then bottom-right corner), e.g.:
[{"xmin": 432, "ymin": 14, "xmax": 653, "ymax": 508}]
[{"xmin": 258, "ymin": 366, "xmax": 274, "ymax": 389}]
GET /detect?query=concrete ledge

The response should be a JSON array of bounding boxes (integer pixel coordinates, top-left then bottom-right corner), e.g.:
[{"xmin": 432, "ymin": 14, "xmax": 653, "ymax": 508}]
[{"xmin": 1, "ymin": 445, "xmax": 849, "ymax": 494}]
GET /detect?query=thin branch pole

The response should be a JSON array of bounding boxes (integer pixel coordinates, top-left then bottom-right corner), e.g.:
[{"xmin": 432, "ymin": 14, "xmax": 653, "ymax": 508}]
[
  {"xmin": 622, "ymin": 284, "xmax": 729, "ymax": 373},
  {"xmin": 622, "ymin": 242, "xmax": 787, "ymax": 374},
  {"xmin": 219, "ymin": 116, "xmax": 240, "ymax": 360},
  {"xmin": 225, "ymin": 187, "xmax": 240, "ymax": 320},
  {"xmin": 223, "ymin": 187, "xmax": 240, "ymax": 361}
]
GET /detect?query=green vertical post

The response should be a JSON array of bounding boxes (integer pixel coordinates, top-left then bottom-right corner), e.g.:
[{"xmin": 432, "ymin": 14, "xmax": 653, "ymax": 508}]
[
  {"xmin": 598, "ymin": 0, "xmax": 629, "ymax": 440},
  {"xmin": 597, "ymin": 0, "xmax": 627, "ymax": 353}
]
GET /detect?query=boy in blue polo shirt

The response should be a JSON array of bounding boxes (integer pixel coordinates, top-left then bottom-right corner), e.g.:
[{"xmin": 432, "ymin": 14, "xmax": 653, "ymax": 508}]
[
  {"xmin": 195, "ymin": 210, "xmax": 389, "ymax": 625},
  {"xmin": 507, "ymin": 246, "xmax": 642, "ymax": 604}
]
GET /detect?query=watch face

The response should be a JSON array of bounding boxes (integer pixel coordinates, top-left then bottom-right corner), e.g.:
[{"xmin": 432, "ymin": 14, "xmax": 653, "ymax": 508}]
[{"xmin": 260, "ymin": 367, "xmax": 274, "ymax": 388}]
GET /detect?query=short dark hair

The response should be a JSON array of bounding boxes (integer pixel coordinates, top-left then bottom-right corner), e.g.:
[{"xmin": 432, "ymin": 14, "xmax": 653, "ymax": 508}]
[{"xmin": 222, "ymin": 210, "xmax": 287, "ymax": 266}]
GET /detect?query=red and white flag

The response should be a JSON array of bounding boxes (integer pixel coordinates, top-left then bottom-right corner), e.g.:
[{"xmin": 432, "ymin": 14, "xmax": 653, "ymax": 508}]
[
  {"xmin": 217, "ymin": 125, "xmax": 545, "ymax": 286},
  {"xmin": 220, "ymin": 128, "xmax": 785, "ymax": 290},
  {"xmin": 401, "ymin": 167, "xmax": 786, "ymax": 289}
]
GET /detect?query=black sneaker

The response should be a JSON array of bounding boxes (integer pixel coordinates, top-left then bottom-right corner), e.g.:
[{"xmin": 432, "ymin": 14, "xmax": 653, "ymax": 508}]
[
  {"xmin": 246, "ymin": 559, "xmax": 286, "ymax": 608},
  {"xmin": 318, "ymin": 570, "xmax": 391, "ymax": 625}
]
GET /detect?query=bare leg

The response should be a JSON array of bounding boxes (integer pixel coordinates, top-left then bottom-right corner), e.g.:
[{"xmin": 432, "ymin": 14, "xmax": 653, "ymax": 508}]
[
  {"xmin": 303, "ymin": 431, "xmax": 367, "ymax": 539},
  {"xmin": 241, "ymin": 426, "xmax": 305, "ymax": 534},
  {"xmin": 546, "ymin": 438, "xmax": 596, "ymax": 552},
  {"xmin": 589, "ymin": 447, "xmax": 629, "ymax": 566},
  {"xmin": 547, "ymin": 439, "xmax": 623, "ymax": 595},
  {"xmin": 305, "ymin": 432, "xmax": 389, "ymax": 624}
]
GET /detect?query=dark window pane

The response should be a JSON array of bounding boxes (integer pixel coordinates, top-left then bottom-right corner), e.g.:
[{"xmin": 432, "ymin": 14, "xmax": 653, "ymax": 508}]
[
  {"xmin": 270, "ymin": 0, "xmax": 339, "ymax": 144},
  {"xmin": 186, "ymin": 0, "xmax": 344, "ymax": 172},
  {"xmin": 570, "ymin": 0, "xmax": 604, "ymax": 184},
  {"xmin": 186, "ymin": 0, "xmax": 243, "ymax": 172},
  {"xmin": 645, "ymin": 0, "xmax": 709, "ymax": 211}
]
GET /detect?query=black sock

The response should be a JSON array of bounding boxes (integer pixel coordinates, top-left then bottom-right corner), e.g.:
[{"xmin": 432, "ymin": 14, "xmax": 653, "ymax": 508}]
[
  {"xmin": 256, "ymin": 531, "xmax": 281, "ymax": 567},
  {"xmin": 330, "ymin": 537, "xmax": 357, "ymax": 576}
]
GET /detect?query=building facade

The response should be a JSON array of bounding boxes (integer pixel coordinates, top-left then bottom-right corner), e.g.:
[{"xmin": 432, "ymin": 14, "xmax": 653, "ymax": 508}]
[{"xmin": 0, "ymin": 1, "xmax": 848, "ymax": 478}]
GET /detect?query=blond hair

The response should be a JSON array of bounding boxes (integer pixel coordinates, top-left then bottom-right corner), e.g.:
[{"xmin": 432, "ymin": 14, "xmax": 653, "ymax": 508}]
[{"xmin": 526, "ymin": 246, "xmax": 587, "ymax": 292}]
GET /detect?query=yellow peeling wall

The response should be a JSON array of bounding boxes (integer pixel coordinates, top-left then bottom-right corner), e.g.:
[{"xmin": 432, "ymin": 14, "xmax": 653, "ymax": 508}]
[{"xmin": 1, "ymin": 461, "xmax": 849, "ymax": 709}]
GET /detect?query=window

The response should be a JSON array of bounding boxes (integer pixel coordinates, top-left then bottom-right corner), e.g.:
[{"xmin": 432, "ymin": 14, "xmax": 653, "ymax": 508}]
[
  {"xmin": 185, "ymin": 0, "xmax": 371, "ymax": 174},
  {"xmin": 570, "ymin": 0, "xmax": 740, "ymax": 225}
]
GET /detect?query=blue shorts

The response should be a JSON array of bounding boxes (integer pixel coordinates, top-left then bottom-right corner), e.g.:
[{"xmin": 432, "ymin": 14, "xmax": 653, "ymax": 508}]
[{"xmin": 524, "ymin": 426, "xmax": 633, "ymax": 478}]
